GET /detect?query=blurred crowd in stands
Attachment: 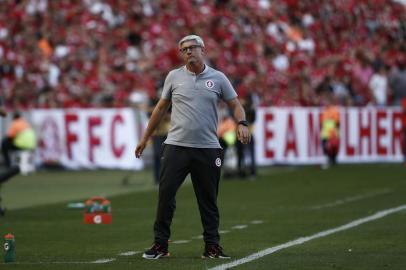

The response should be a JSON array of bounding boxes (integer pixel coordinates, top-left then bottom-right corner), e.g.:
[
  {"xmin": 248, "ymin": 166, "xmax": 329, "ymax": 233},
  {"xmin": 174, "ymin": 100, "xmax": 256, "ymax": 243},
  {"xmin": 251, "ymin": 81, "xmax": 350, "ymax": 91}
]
[{"xmin": 1, "ymin": 0, "xmax": 406, "ymax": 109}]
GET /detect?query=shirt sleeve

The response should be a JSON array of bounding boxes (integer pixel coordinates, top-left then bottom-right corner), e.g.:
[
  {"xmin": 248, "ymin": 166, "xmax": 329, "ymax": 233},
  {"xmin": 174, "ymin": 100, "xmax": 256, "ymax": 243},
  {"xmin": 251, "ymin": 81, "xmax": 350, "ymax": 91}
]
[
  {"xmin": 219, "ymin": 72, "xmax": 238, "ymax": 101},
  {"xmin": 161, "ymin": 71, "xmax": 174, "ymax": 100}
]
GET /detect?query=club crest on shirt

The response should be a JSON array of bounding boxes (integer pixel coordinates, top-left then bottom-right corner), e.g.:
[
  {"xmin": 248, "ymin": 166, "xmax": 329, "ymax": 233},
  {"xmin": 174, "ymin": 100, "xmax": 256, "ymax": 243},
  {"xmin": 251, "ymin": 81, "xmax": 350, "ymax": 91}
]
[
  {"xmin": 205, "ymin": 80, "xmax": 214, "ymax": 89},
  {"xmin": 215, "ymin": 158, "xmax": 221, "ymax": 167}
]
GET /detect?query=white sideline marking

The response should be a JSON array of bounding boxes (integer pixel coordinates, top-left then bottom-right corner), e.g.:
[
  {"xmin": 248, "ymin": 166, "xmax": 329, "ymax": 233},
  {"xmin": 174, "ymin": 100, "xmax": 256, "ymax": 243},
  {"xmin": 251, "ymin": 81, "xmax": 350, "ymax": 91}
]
[
  {"xmin": 172, "ymin": 240, "xmax": 191, "ymax": 244},
  {"xmin": 219, "ymin": 230, "xmax": 230, "ymax": 234},
  {"xmin": 209, "ymin": 204, "xmax": 406, "ymax": 270},
  {"xmin": 232, "ymin": 225, "xmax": 248, "ymax": 230},
  {"xmin": 118, "ymin": 251, "xmax": 140, "ymax": 256},
  {"xmin": 192, "ymin": 235, "xmax": 204, "ymax": 239},
  {"xmin": 310, "ymin": 189, "xmax": 393, "ymax": 210},
  {"xmin": 91, "ymin": 258, "xmax": 116, "ymax": 263},
  {"xmin": 250, "ymin": 220, "xmax": 264, "ymax": 224}
]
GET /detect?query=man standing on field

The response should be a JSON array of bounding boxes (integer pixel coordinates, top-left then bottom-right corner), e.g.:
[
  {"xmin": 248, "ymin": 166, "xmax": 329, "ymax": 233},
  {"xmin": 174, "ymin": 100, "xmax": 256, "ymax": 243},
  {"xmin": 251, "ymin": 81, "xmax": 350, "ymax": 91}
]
[{"xmin": 135, "ymin": 34, "xmax": 250, "ymax": 259}]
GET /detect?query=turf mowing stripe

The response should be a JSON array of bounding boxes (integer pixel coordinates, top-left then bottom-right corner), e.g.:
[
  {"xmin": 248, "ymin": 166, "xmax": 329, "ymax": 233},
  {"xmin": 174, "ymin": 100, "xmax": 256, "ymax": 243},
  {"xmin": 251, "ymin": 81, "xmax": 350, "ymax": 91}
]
[
  {"xmin": 209, "ymin": 204, "xmax": 406, "ymax": 270},
  {"xmin": 310, "ymin": 189, "xmax": 393, "ymax": 210}
]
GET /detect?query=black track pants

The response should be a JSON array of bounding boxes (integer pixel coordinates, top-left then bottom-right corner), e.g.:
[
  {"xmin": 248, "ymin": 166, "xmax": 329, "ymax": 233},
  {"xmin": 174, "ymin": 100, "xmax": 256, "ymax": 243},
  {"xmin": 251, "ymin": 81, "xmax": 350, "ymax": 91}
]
[{"xmin": 153, "ymin": 144, "xmax": 223, "ymax": 246}]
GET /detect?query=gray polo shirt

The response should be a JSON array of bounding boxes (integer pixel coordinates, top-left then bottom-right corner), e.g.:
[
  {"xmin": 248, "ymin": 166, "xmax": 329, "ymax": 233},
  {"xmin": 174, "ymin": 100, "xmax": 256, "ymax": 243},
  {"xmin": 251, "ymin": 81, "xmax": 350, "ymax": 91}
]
[{"xmin": 161, "ymin": 65, "xmax": 237, "ymax": 148}]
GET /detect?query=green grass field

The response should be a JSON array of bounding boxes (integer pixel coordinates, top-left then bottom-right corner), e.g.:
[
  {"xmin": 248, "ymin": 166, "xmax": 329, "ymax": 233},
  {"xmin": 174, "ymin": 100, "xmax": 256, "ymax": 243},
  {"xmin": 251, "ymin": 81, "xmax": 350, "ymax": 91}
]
[{"xmin": 1, "ymin": 164, "xmax": 406, "ymax": 269}]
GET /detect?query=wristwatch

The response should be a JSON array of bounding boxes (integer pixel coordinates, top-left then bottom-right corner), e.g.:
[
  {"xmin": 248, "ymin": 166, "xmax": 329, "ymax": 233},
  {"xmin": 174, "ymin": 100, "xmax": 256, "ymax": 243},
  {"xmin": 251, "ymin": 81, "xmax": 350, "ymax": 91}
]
[{"xmin": 237, "ymin": 120, "xmax": 249, "ymax": 127}]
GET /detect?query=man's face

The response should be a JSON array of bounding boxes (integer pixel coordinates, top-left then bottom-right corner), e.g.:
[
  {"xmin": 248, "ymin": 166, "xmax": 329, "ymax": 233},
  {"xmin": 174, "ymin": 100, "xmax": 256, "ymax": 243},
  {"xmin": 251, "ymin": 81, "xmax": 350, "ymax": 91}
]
[{"xmin": 179, "ymin": 40, "xmax": 204, "ymax": 65}]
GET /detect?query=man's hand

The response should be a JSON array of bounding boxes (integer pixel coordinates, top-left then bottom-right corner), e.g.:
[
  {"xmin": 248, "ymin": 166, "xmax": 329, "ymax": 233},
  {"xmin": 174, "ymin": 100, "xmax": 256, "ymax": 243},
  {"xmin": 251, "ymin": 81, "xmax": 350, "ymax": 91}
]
[
  {"xmin": 135, "ymin": 139, "xmax": 148, "ymax": 158},
  {"xmin": 237, "ymin": 125, "xmax": 250, "ymax": 144}
]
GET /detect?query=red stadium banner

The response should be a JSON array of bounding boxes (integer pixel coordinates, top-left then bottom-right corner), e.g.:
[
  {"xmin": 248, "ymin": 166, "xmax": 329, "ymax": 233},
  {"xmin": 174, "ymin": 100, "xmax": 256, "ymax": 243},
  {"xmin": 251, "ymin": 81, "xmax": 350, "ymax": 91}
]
[
  {"xmin": 32, "ymin": 109, "xmax": 145, "ymax": 170},
  {"xmin": 255, "ymin": 107, "xmax": 404, "ymax": 165}
]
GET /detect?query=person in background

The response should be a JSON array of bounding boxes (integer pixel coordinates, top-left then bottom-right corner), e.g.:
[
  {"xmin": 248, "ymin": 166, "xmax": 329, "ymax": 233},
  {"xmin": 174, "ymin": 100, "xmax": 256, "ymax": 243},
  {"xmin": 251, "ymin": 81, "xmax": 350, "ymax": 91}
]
[
  {"xmin": 149, "ymin": 94, "xmax": 171, "ymax": 185},
  {"xmin": 389, "ymin": 61, "xmax": 406, "ymax": 106},
  {"xmin": 217, "ymin": 114, "xmax": 237, "ymax": 154},
  {"xmin": 217, "ymin": 113, "xmax": 237, "ymax": 177},
  {"xmin": 236, "ymin": 94, "xmax": 257, "ymax": 178},
  {"xmin": 1, "ymin": 112, "xmax": 36, "ymax": 168},
  {"xmin": 0, "ymin": 100, "xmax": 19, "ymax": 216},
  {"xmin": 320, "ymin": 95, "xmax": 340, "ymax": 169},
  {"xmin": 368, "ymin": 65, "xmax": 388, "ymax": 106}
]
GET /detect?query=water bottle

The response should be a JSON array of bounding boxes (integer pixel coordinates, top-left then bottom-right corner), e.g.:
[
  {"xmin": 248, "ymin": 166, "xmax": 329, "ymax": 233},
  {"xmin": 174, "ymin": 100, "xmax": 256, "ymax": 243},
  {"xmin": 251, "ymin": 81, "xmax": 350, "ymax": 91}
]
[{"xmin": 4, "ymin": 233, "xmax": 15, "ymax": 263}]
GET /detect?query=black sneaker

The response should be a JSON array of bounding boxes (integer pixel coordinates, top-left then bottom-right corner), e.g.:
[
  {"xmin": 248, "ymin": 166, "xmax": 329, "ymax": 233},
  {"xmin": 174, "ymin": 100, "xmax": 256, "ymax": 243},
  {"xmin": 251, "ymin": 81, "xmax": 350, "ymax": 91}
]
[
  {"xmin": 202, "ymin": 244, "xmax": 231, "ymax": 259},
  {"xmin": 142, "ymin": 243, "xmax": 170, "ymax": 259}
]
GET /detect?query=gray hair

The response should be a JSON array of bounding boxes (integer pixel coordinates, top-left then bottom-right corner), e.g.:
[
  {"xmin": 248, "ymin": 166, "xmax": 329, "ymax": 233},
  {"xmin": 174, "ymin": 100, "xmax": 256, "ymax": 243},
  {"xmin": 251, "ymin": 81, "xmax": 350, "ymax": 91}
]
[{"xmin": 178, "ymin": 35, "xmax": 205, "ymax": 48}]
